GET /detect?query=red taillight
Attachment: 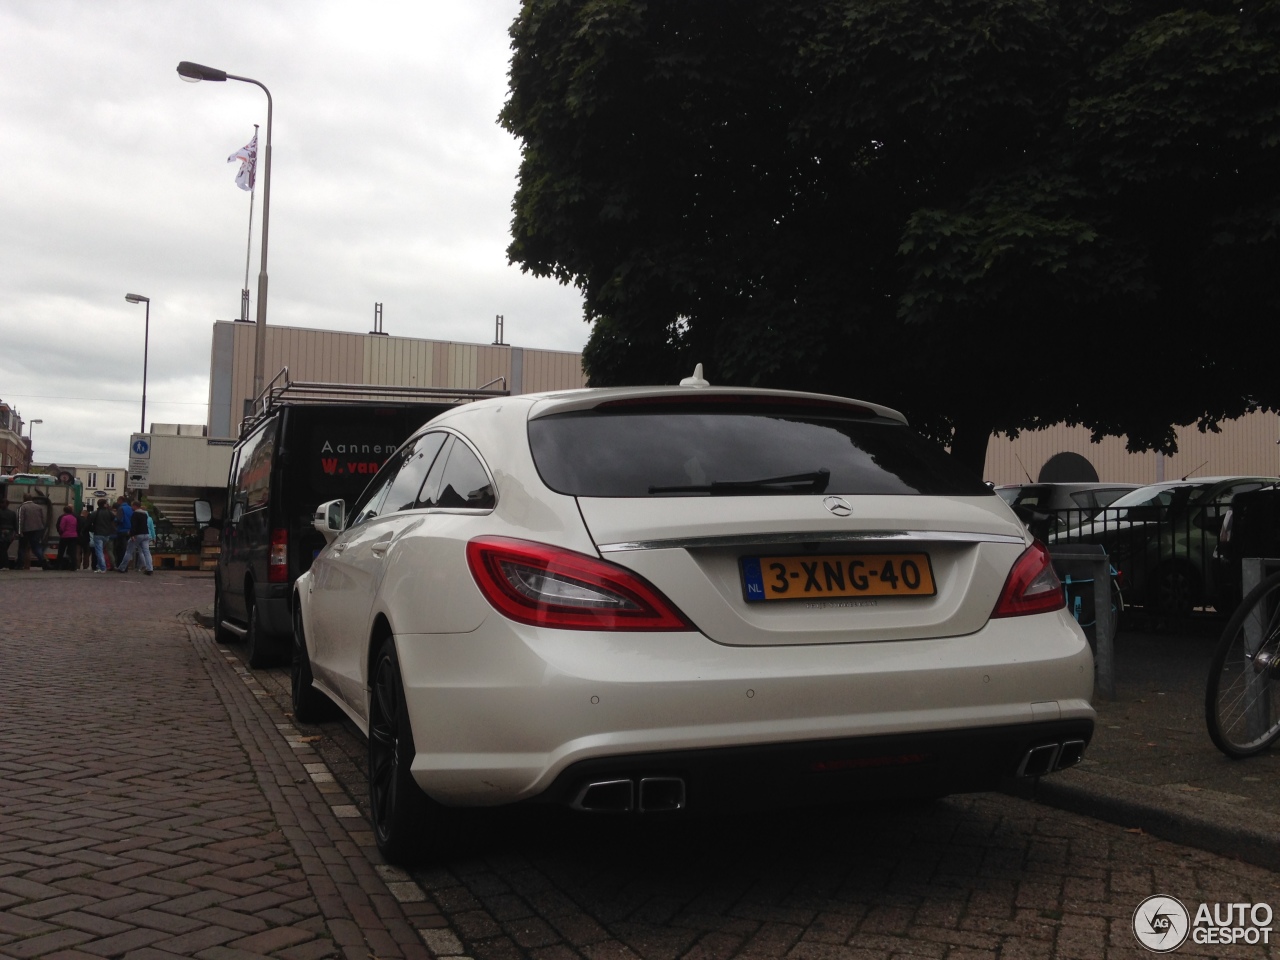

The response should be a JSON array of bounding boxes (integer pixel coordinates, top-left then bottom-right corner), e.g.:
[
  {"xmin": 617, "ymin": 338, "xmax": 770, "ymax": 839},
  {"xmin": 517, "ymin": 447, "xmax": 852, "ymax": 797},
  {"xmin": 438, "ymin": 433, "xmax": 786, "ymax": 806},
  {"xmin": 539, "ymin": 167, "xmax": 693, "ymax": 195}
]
[
  {"xmin": 268, "ymin": 527, "xmax": 288, "ymax": 583},
  {"xmin": 466, "ymin": 536, "xmax": 692, "ymax": 631},
  {"xmin": 991, "ymin": 541, "xmax": 1065, "ymax": 618}
]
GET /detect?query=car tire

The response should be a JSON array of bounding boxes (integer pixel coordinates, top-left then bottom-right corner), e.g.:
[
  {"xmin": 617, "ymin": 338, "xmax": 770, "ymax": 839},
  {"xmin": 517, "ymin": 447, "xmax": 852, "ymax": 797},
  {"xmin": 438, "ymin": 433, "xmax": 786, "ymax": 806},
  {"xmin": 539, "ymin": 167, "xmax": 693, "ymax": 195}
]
[
  {"xmin": 368, "ymin": 636, "xmax": 435, "ymax": 864},
  {"xmin": 244, "ymin": 596, "xmax": 272, "ymax": 669},
  {"xmin": 1148, "ymin": 561, "xmax": 1199, "ymax": 617},
  {"xmin": 211, "ymin": 586, "xmax": 234, "ymax": 645},
  {"xmin": 291, "ymin": 604, "xmax": 329, "ymax": 724}
]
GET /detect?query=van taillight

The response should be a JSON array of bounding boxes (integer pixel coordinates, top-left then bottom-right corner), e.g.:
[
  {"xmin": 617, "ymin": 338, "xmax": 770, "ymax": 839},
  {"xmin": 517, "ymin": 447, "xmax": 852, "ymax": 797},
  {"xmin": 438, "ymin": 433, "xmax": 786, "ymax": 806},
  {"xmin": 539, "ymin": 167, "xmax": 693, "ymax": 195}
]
[{"xmin": 268, "ymin": 528, "xmax": 288, "ymax": 582}]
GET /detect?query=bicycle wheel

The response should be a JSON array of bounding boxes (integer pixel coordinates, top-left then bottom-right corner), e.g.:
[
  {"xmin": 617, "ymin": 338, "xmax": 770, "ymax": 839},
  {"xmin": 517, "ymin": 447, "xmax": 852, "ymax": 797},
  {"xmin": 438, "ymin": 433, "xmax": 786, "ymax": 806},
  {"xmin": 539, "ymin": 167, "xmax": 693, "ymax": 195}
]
[{"xmin": 1206, "ymin": 570, "xmax": 1280, "ymax": 758}]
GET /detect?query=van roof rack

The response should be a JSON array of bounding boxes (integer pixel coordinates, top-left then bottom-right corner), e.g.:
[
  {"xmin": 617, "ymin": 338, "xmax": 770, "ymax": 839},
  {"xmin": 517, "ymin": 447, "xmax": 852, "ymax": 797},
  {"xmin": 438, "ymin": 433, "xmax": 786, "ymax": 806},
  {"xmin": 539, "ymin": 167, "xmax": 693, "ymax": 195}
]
[{"xmin": 240, "ymin": 368, "xmax": 509, "ymax": 438}]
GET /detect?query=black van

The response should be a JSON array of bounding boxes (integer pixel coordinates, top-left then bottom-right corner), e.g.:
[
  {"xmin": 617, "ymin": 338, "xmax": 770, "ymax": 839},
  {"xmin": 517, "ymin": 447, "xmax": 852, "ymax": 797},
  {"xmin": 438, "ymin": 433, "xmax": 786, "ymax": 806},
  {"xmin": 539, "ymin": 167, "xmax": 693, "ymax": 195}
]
[{"xmin": 196, "ymin": 377, "xmax": 505, "ymax": 666}]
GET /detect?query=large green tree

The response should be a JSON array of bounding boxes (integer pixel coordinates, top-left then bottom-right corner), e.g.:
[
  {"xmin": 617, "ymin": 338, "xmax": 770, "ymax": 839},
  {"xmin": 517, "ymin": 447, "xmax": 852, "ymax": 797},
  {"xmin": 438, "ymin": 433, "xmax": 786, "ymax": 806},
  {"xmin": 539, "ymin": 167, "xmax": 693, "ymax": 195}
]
[{"xmin": 501, "ymin": 0, "xmax": 1280, "ymax": 472}]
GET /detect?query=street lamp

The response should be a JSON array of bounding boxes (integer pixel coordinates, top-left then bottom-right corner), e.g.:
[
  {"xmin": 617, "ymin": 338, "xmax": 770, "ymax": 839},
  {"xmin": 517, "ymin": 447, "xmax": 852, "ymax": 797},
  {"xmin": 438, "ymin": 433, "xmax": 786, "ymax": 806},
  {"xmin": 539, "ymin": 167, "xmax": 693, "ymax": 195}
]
[
  {"xmin": 176, "ymin": 60, "xmax": 273, "ymax": 409},
  {"xmin": 124, "ymin": 294, "xmax": 150, "ymax": 433},
  {"xmin": 26, "ymin": 419, "xmax": 43, "ymax": 471}
]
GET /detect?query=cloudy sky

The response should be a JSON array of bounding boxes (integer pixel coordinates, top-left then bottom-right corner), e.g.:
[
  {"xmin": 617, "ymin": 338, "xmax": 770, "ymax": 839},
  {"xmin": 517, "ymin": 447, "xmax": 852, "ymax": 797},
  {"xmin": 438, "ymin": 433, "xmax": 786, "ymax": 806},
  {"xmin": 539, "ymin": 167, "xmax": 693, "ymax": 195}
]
[{"xmin": 0, "ymin": 1, "xmax": 587, "ymax": 470}]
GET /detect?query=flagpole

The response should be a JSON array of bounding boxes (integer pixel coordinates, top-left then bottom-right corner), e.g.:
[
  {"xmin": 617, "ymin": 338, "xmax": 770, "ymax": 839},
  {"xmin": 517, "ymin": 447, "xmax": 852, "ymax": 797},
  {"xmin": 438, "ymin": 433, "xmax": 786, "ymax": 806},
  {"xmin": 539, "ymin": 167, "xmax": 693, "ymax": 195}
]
[
  {"xmin": 241, "ymin": 124, "xmax": 258, "ymax": 323},
  {"xmin": 175, "ymin": 61, "xmax": 273, "ymax": 408}
]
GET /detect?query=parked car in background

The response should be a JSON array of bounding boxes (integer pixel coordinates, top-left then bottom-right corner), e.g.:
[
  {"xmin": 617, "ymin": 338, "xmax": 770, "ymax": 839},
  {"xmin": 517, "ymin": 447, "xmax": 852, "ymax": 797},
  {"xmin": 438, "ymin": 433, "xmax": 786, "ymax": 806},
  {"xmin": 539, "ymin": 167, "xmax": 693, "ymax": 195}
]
[
  {"xmin": 195, "ymin": 375, "xmax": 504, "ymax": 667},
  {"xmin": 1214, "ymin": 482, "xmax": 1280, "ymax": 612},
  {"xmin": 1052, "ymin": 477, "xmax": 1280, "ymax": 615},
  {"xmin": 293, "ymin": 378, "xmax": 1096, "ymax": 863},
  {"xmin": 995, "ymin": 482, "xmax": 1138, "ymax": 540}
]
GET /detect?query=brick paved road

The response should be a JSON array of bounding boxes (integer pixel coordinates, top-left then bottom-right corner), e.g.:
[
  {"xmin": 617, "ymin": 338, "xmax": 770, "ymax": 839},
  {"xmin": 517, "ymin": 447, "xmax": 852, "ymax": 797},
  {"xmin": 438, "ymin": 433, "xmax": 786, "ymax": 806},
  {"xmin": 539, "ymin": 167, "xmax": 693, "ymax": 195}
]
[
  {"xmin": 5, "ymin": 572, "xmax": 1280, "ymax": 959},
  {"xmin": 243, "ymin": 603, "xmax": 1280, "ymax": 959},
  {"xmin": 0, "ymin": 571, "xmax": 436, "ymax": 960}
]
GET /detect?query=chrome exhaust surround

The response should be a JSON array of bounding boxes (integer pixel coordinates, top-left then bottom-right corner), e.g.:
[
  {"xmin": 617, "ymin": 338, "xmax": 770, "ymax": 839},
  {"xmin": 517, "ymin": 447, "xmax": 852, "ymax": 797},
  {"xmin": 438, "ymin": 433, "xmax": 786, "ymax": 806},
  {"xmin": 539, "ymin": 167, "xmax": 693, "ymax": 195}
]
[
  {"xmin": 1017, "ymin": 739, "xmax": 1088, "ymax": 777},
  {"xmin": 571, "ymin": 777, "xmax": 687, "ymax": 813}
]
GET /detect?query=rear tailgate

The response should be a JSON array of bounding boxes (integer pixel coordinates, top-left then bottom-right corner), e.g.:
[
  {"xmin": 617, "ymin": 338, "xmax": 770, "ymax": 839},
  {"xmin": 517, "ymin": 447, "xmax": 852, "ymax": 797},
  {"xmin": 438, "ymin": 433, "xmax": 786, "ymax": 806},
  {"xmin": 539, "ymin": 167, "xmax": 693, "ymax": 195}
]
[{"xmin": 578, "ymin": 495, "xmax": 1029, "ymax": 646}]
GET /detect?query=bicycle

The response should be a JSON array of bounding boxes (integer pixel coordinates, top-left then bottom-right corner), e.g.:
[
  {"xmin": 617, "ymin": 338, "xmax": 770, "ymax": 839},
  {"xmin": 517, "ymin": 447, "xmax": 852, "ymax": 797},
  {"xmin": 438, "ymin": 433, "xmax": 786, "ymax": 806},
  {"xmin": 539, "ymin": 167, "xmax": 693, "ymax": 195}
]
[{"xmin": 1205, "ymin": 569, "xmax": 1280, "ymax": 758}]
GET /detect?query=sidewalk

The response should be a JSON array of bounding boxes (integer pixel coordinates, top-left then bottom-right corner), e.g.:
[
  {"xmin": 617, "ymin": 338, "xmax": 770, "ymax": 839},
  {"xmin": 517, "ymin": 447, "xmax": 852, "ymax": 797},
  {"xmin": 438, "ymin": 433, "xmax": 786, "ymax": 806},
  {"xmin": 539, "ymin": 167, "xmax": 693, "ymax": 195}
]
[
  {"xmin": 0, "ymin": 571, "xmax": 439, "ymax": 960},
  {"xmin": 1024, "ymin": 622, "xmax": 1280, "ymax": 872}
]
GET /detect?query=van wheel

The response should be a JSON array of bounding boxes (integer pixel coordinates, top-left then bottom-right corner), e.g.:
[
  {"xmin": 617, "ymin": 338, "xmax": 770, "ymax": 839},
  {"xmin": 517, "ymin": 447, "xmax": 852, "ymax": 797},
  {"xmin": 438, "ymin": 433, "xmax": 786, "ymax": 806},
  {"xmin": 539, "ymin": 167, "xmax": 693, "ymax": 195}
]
[
  {"xmin": 291, "ymin": 604, "xmax": 328, "ymax": 723},
  {"xmin": 245, "ymin": 598, "xmax": 272, "ymax": 669},
  {"xmin": 211, "ymin": 587, "xmax": 233, "ymax": 644},
  {"xmin": 369, "ymin": 637, "xmax": 433, "ymax": 864}
]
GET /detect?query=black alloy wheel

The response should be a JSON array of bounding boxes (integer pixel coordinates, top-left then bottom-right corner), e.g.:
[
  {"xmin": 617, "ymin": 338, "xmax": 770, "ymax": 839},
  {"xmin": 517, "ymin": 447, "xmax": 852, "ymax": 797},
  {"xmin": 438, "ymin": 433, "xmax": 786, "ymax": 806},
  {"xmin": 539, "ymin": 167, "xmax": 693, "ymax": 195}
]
[
  {"xmin": 1149, "ymin": 561, "xmax": 1199, "ymax": 617},
  {"xmin": 368, "ymin": 637, "xmax": 431, "ymax": 864},
  {"xmin": 290, "ymin": 604, "xmax": 328, "ymax": 723}
]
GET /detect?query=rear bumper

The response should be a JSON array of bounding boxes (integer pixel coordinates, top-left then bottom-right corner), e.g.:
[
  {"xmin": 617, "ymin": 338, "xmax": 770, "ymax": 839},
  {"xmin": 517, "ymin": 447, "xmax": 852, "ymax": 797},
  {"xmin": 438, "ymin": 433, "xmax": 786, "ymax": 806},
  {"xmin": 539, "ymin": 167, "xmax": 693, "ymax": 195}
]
[
  {"xmin": 533, "ymin": 719, "xmax": 1094, "ymax": 812},
  {"xmin": 395, "ymin": 610, "xmax": 1096, "ymax": 807}
]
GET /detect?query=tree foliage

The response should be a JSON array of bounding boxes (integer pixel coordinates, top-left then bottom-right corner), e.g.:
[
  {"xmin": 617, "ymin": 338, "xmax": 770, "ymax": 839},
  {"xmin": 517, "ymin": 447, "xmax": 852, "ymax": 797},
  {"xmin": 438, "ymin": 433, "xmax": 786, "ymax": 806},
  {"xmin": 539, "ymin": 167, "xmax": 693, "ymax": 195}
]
[{"xmin": 501, "ymin": 0, "xmax": 1280, "ymax": 471}]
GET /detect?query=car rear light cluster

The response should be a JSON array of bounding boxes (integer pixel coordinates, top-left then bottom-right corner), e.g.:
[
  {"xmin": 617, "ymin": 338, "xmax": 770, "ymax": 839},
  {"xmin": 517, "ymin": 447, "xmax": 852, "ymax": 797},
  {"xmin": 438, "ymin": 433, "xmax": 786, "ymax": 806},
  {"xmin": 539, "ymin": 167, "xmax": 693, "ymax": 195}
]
[
  {"xmin": 991, "ymin": 541, "xmax": 1066, "ymax": 618},
  {"xmin": 267, "ymin": 527, "xmax": 288, "ymax": 583},
  {"xmin": 466, "ymin": 536, "xmax": 692, "ymax": 631}
]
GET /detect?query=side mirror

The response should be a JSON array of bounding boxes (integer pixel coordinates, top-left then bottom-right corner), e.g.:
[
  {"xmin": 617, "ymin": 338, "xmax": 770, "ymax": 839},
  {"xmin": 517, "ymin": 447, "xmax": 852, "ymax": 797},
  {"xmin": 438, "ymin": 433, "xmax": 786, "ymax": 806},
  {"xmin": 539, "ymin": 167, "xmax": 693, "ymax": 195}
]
[
  {"xmin": 192, "ymin": 499, "xmax": 213, "ymax": 529},
  {"xmin": 313, "ymin": 499, "xmax": 345, "ymax": 543}
]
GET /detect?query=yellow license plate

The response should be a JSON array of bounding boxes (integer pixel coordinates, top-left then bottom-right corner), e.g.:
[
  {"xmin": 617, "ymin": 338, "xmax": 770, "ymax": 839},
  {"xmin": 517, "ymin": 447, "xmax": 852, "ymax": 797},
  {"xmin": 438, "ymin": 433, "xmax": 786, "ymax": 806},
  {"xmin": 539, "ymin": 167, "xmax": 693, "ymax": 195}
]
[{"xmin": 741, "ymin": 553, "xmax": 936, "ymax": 602}]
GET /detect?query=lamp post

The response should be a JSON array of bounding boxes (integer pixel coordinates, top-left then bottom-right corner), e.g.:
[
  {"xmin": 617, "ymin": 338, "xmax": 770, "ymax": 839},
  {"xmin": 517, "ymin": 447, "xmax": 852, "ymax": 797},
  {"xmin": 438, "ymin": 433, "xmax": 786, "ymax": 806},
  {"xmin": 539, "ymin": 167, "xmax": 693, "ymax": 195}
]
[
  {"xmin": 26, "ymin": 419, "xmax": 43, "ymax": 471},
  {"xmin": 124, "ymin": 294, "xmax": 150, "ymax": 433},
  {"xmin": 176, "ymin": 60, "xmax": 272, "ymax": 408}
]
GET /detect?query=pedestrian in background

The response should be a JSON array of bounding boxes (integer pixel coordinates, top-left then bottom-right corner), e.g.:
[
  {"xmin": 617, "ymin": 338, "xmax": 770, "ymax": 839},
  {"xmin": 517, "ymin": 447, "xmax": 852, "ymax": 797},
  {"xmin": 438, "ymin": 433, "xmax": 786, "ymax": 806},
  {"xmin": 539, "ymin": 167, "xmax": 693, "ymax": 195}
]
[
  {"xmin": 33, "ymin": 492, "xmax": 53, "ymax": 559},
  {"xmin": 90, "ymin": 498, "xmax": 115, "ymax": 572},
  {"xmin": 77, "ymin": 505, "xmax": 92, "ymax": 569},
  {"xmin": 16, "ymin": 493, "xmax": 50, "ymax": 570},
  {"xmin": 113, "ymin": 496, "xmax": 132, "ymax": 568},
  {"xmin": 0, "ymin": 498, "xmax": 17, "ymax": 570},
  {"xmin": 117, "ymin": 500, "xmax": 153, "ymax": 575},
  {"xmin": 55, "ymin": 504, "xmax": 78, "ymax": 570}
]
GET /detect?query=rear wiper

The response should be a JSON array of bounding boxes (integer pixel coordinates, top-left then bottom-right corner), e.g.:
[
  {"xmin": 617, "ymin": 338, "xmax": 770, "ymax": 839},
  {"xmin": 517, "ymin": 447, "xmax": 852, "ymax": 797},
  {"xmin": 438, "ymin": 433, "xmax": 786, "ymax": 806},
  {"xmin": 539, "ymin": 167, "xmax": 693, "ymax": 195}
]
[{"xmin": 649, "ymin": 469, "xmax": 831, "ymax": 496}]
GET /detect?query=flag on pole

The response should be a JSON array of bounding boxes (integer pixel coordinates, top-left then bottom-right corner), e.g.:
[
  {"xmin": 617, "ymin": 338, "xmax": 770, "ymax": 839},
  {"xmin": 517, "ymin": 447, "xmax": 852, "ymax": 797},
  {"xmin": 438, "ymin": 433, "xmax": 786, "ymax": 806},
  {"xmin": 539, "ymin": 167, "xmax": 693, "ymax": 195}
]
[{"xmin": 227, "ymin": 132, "xmax": 257, "ymax": 191}]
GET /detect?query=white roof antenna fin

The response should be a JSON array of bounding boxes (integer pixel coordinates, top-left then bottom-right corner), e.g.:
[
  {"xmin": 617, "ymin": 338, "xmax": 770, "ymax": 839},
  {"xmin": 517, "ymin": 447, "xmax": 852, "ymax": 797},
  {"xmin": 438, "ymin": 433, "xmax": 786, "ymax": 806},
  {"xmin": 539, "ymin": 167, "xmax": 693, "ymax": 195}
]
[{"xmin": 679, "ymin": 363, "xmax": 710, "ymax": 388}]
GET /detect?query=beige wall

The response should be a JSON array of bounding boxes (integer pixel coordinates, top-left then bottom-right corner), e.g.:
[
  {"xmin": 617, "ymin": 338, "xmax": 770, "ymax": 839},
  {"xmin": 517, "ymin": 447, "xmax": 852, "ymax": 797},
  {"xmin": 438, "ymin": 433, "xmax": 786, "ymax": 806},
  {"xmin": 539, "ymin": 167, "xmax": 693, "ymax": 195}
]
[
  {"xmin": 147, "ymin": 434, "xmax": 235, "ymax": 488},
  {"xmin": 983, "ymin": 411, "xmax": 1280, "ymax": 485},
  {"xmin": 208, "ymin": 322, "xmax": 586, "ymax": 438}
]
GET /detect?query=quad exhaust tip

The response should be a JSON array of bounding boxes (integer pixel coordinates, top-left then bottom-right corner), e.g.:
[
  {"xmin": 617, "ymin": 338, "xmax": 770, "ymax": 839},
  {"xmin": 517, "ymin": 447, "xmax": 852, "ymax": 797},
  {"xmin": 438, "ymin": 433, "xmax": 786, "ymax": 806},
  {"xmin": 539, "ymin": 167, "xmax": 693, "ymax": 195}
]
[
  {"xmin": 572, "ymin": 777, "xmax": 686, "ymax": 813},
  {"xmin": 1017, "ymin": 739, "xmax": 1087, "ymax": 778}
]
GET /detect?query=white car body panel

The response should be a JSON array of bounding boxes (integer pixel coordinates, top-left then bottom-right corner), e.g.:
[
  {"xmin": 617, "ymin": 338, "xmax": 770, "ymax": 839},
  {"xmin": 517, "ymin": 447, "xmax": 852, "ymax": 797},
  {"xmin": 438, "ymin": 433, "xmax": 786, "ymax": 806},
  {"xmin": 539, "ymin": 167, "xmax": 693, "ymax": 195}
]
[
  {"xmin": 577, "ymin": 495, "xmax": 1031, "ymax": 645},
  {"xmin": 292, "ymin": 384, "xmax": 1097, "ymax": 818},
  {"xmin": 389, "ymin": 610, "xmax": 1092, "ymax": 804}
]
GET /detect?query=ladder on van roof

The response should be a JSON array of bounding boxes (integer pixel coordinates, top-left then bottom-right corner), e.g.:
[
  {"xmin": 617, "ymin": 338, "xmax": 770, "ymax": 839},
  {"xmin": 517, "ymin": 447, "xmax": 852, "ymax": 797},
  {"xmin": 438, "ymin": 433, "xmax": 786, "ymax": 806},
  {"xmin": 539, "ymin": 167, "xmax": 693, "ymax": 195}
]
[{"xmin": 241, "ymin": 367, "xmax": 510, "ymax": 438}]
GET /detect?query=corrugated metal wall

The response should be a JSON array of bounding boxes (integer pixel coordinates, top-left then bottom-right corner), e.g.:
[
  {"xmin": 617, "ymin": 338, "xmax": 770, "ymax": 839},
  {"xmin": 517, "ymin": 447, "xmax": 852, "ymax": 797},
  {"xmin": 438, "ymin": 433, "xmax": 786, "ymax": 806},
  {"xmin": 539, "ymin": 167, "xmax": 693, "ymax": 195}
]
[
  {"xmin": 522, "ymin": 349, "xmax": 587, "ymax": 393},
  {"xmin": 212, "ymin": 322, "xmax": 586, "ymax": 437},
  {"xmin": 983, "ymin": 412, "xmax": 1280, "ymax": 484}
]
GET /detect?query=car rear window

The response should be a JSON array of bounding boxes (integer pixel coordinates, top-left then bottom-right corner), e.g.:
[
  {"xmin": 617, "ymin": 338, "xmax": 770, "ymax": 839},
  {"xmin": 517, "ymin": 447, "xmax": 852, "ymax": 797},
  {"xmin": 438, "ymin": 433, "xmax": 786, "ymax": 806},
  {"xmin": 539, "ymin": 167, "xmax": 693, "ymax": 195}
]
[{"xmin": 528, "ymin": 404, "xmax": 990, "ymax": 498}]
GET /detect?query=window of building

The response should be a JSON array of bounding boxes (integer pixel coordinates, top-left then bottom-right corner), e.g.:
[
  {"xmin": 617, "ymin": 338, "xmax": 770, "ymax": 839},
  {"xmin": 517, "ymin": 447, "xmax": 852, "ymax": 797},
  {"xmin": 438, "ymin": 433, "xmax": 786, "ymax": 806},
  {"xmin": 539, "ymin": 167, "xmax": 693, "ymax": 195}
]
[
  {"xmin": 105, "ymin": 472, "xmax": 116, "ymax": 489},
  {"xmin": 87, "ymin": 472, "xmax": 98, "ymax": 488}
]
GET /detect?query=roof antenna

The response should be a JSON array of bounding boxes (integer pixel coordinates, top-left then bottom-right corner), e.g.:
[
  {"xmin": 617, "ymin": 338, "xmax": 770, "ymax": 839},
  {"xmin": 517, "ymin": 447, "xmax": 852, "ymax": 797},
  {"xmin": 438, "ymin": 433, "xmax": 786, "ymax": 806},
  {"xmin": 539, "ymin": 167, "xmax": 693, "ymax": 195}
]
[
  {"xmin": 1181, "ymin": 460, "xmax": 1209, "ymax": 480},
  {"xmin": 679, "ymin": 363, "xmax": 710, "ymax": 387},
  {"xmin": 1014, "ymin": 452, "xmax": 1033, "ymax": 483}
]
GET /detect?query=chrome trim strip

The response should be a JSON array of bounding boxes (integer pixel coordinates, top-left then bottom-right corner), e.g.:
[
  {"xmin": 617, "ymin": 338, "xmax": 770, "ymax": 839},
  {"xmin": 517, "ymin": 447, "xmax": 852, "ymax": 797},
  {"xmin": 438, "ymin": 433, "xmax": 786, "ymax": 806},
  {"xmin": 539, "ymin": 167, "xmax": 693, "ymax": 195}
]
[{"xmin": 597, "ymin": 530, "xmax": 1027, "ymax": 553}]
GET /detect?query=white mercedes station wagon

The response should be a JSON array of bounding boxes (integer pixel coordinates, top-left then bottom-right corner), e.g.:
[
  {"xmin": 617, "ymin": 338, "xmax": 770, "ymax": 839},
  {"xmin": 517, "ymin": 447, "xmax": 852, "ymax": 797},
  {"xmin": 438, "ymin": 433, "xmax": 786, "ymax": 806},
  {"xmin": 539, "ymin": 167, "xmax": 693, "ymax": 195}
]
[{"xmin": 291, "ymin": 378, "xmax": 1095, "ymax": 863}]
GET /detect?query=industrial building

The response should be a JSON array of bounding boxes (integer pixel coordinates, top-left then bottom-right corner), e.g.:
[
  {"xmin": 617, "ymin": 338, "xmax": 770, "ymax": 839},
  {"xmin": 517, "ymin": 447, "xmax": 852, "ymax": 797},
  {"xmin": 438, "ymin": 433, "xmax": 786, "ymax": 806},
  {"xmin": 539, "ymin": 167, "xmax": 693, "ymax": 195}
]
[{"xmin": 137, "ymin": 321, "xmax": 586, "ymax": 534}]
